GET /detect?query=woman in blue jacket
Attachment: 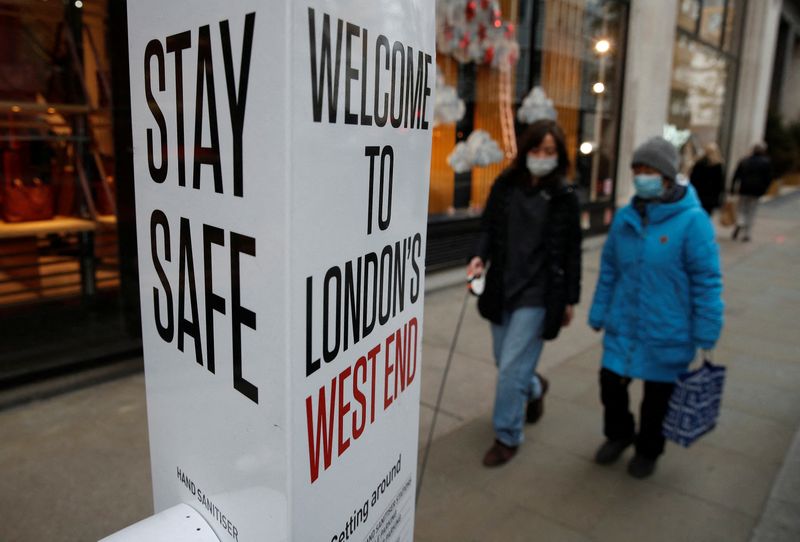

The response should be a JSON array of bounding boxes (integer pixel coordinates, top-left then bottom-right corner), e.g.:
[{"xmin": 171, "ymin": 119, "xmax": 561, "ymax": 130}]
[{"xmin": 588, "ymin": 136, "xmax": 723, "ymax": 478}]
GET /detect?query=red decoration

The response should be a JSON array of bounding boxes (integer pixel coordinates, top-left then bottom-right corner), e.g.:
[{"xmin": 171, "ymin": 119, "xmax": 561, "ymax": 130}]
[
  {"xmin": 437, "ymin": 0, "xmax": 520, "ymax": 70},
  {"xmin": 466, "ymin": 1, "xmax": 477, "ymax": 22}
]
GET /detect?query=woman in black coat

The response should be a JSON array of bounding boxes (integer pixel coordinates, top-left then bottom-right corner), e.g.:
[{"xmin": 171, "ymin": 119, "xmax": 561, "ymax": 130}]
[
  {"xmin": 466, "ymin": 120, "xmax": 582, "ymax": 467},
  {"xmin": 689, "ymin": 142, "xmax": 725, "ymax": 215}
]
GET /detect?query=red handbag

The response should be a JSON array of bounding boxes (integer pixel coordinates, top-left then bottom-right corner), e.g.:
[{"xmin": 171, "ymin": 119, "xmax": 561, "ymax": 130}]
[
  {"xmin": 2, "ymin": 177, "xmax": 55, "ymax": 222},
  {"xmin": 3, "ymin": 150, "xmax": 55, "ymax": 222}
]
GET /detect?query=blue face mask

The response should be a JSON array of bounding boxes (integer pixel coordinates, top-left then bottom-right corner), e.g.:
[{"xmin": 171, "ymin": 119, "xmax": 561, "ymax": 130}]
[{"xmin": 633, "ymin": 174, "xmax": 665, "ymax": 199}]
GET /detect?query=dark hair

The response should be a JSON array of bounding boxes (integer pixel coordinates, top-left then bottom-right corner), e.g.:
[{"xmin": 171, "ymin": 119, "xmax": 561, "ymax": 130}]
[{"xmin": 512, "ymin": 119, "xmax": 570, "ymax": 183}]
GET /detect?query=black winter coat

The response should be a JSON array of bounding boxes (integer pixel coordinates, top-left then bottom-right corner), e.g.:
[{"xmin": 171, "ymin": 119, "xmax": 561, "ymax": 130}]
[
  {"xmin": 472, "ymin": 169, "xmax": 582, "ymax": 340},
  {"xmin": 690, "ymin": 158, "xmax": 725, "ymax": 210},
  {"xmin": 732, "ymin": 154, "xmax": 773, "ymax": 197}
]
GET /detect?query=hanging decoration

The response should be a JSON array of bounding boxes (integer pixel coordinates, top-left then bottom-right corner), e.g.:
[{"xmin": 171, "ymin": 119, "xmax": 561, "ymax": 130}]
[
  {"xmin": 517, "ymin": 86, "xmax": 558, "ymax": 124},
  {"xmin": 434, "ymin": 69, "xmax": 466, "ymax": 126},
  {"xmin": 447, "ymin": 129, "xmax": 504, "ymax": 173},
  {"xmin": 436, "ymin": 0, "xmax": 520, "ymax": 71},
  {"xmin": 498, "ymin": 68, "xmax": 517, "ymax": 157}
]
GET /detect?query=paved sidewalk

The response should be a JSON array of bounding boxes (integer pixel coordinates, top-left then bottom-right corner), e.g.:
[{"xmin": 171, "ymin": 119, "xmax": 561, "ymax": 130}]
[
  {"xmin": 1, "ymin": 193, "xmax": 798, "ymax": 541},
  {"xmin": 415, "ymin": 192, "xmax": 800, "ymax": 541}
]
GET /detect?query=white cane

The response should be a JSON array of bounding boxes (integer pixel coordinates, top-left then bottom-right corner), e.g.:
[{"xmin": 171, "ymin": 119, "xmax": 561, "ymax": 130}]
[{"xmin": 416, "ymin": 274, "xmax": 483, "ymax": 504}]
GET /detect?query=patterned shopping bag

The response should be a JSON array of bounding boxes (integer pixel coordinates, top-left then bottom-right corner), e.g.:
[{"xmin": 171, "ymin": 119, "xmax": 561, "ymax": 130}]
[{"xmin": 662, "ymin": 360, "xmax": 726, "ymax": 447}]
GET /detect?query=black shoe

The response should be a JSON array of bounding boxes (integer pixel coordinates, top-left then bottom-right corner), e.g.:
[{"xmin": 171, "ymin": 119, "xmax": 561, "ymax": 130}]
[
  {"xmin": 627, "ymin": 454, "xmax": 657, "ymax": 479},
  {"xmin": 526, "ymin": 375, "xmax": 549, "ymax": 424},
  {"xmin": 594, "ymin": 437, "xmax": 633, "ymax": 465},
  {"xmin": 742, "ymin": 235, "xmax": 751, "ymax": 242},
  {"xmin": 732, "ymin": 225, "xmax": 740, "ymax": 240},
  {"xmin": 482, "ymin": 440, "xmax": 518, "ymax": 467}
]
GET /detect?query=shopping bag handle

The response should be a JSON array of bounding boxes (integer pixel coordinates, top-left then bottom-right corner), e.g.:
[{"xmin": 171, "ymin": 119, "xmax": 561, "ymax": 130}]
[{"xmin": 686, "ymin": 349, "xmax": 714, "ymax": 372}]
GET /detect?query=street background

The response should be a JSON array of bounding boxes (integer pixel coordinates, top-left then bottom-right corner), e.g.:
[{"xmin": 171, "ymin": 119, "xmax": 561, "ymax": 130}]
[{"xmin": 1, "ymin": 190, "xmax": 799, "ymax": 541}]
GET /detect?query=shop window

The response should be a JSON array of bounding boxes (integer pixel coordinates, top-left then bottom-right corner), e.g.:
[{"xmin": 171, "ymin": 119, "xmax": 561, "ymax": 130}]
[
  {"xmin": 538, "ymin": 0, "xmax": 626, "ymax": 205},
  {"xmin": 699, "ymin": 0, "xmax": 725, "ymax": 47},
  {"xmin": 669, "ymin": 37, "xmax": 729, "ymax": 150},
  {"xmin": 1, "ymin": 1, "xmax": 130, "ymax": 381},
  {"xmin": 429, "ymin": 56, "xmax": 460, "ymax": 215},
  {"xmin": 669, "ymin": 0, "xmax": 742, "ymax": 172},
  {"xmin": 431, "ymin": 1, "xmax": 520, "ymax": 216},
  {"xmin": 678, "ymin": 0, "xmax": 702, "ymax": 33},
  {"xmin": 722, "ymin": 0, "xmax": 738, "ymax": 53},
  {"xmin": 1, "ymin": 3, "xmax": 117, "ymax": 307},
  {"xmin": 430, "ymin": 0, "xmax": 628, "ymax": 218}
]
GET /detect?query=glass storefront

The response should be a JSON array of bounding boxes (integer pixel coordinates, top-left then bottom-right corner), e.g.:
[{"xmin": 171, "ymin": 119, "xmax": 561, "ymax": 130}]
[
  {"xmin": 0, "ymin": 0, "xmax": 139, "ymax": 383},
  {"xmin": 427, "ymin": 0, "xmax": 629, "ymax": 268},
  {"xmin": 2, "ymin": 0, "xmax": 630, "ymax": 376},
  {"xmin": 668, "ymin": 0, "xmax": 742, "ymax": 171}
]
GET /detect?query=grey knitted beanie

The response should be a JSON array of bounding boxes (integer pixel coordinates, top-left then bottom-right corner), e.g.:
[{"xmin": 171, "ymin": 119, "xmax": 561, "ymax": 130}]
[{"xmin": 631, "ymin": 136, "xmax": 679, "ymax": 180}]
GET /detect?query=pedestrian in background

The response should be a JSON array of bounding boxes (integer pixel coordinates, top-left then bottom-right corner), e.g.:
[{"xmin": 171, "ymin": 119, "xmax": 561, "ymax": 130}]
[
  {"xmin": 731, "ymin": 142, "xmax": 773, "ymax": 242},
  {"xmin": 467, "ymin": 119, "xmax": 582, "ymax": 467},
  {"xmin": 689, "ymin": 142, "xmax": 725, "ymax": 216},
  {"xmin": 588, "ymin": 136, "xmax": 723, "ymax": 479}
]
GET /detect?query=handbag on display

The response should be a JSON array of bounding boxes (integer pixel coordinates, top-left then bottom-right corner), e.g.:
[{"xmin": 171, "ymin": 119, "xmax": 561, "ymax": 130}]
[
  {"xmin": 662, "ymin": 355, "xmax": 726, "ymax": 447},
  {"xmin": 3, "ymin": 147, "xmax": 56, "ymax": 223},
  {"xmin": 2, "ymin": 177, "xmax": 55, "ymax": 223},
  {"xmin": 719, "ymin": 199, "xmax": 736, "ymax": 227}
]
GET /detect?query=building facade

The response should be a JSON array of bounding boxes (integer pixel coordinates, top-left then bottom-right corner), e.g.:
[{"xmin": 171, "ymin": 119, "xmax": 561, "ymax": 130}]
[
  {"xmin": 0, "ymin": 0, "xmax": 797, "ymax": 377},
  {"xmin": 618, "ymin": 0, "xmax": 790, "ymax": 195}
]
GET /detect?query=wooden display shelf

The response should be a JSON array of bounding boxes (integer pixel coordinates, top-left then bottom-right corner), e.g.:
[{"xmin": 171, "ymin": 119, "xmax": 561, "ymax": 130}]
[
  {"xmin": 0, "ymin": 216, "xmax": 96, "ymax": 239},
  {"xmin": 95, "ymin": 214, "xmax": 118, "ymax": 227},
  {"xmin": 0, "ymin": 216, "xmax": 111, "ymax": 304}
]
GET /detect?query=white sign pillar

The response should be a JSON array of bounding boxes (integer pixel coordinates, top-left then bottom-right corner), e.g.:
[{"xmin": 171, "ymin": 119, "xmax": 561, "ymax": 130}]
[{"xmin": 126, "ymin": 1, "xmax": 434, "ymax": 540}]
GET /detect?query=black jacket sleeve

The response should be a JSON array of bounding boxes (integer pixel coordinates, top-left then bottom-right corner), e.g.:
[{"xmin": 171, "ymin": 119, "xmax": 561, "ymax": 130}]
[
  {"xmin": 731, "ymin": 162, "xmax": 742, "ymax": 194},
  {"xmin": 470, "ymin": 174, "xmax": 506, "ymax": 264},
  {"xmin": 473, "ymin": 232, "xmax": 491, "ymax": 264},
  {"xmin": 564, "ymin": 191, "xmax": 582, "ymax": 305}
]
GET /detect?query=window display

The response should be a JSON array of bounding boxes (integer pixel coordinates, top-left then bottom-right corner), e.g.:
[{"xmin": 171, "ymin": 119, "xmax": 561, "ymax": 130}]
[
  {"xmin": 429, "ymin": 0, "xmax": 628, "ymax": 222},
  {"xmin": 0, "ymin": 1, "xmax": 118, "ymax": 307},
  {"xmin": 0, "ymin": 0, "xmax": 131, "ymax": 383},
  {"xmin": 430, "ymin": 0, "xmax": 519, "ymax": 216},
  {"xmin": 668, "ymin": 0, "xmax": 741, "ymax": 172}
]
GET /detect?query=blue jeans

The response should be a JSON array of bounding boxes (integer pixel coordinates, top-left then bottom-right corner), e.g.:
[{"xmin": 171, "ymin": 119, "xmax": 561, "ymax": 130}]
[{"xmin": 490, "ymin": 307, "xmax": 546, "ymax": 447}]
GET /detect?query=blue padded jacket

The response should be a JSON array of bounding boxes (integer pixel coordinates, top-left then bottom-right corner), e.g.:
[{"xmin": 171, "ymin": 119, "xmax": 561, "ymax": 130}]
[{"xmin": 588, "ymin": 185, "xmax": 723, "ymax": 382}]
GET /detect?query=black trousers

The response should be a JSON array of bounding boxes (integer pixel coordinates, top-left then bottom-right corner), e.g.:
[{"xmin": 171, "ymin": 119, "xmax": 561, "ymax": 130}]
[{"xmin": 600, "ymin": 368, "xmax": 675, "ymax": 459}]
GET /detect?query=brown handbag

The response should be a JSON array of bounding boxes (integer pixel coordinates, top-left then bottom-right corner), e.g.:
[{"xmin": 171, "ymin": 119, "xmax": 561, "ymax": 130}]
[
  {"xmin": 2, "ymin": 146, "xmax": 56, "ymax": 222},
  {"xmin": 2, "ymin": 177, "xmax": 55, "ymax": 222}
]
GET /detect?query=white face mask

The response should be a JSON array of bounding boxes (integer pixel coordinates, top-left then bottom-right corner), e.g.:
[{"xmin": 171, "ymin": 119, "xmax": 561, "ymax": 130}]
[{"xmin": 527, "ymin": 155, "xmax": 558, "ymax": 178}]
